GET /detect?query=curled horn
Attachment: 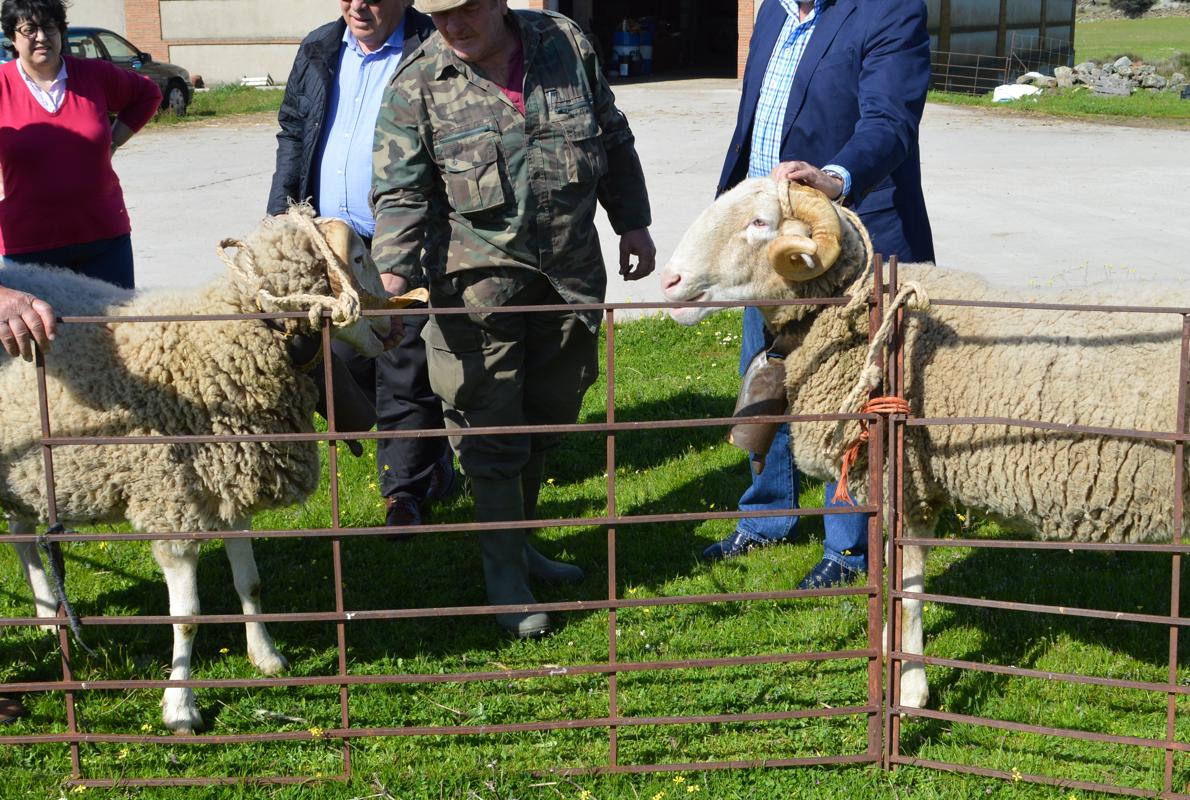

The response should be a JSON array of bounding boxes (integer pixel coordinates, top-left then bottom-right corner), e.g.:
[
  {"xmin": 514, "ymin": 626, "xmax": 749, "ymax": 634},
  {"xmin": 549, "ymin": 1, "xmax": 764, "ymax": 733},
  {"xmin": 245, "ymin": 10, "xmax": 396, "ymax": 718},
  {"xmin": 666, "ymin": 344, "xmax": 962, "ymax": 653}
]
[{"xmin": 766, "ymin": 181, "xmax": 843, "ymax": 282}]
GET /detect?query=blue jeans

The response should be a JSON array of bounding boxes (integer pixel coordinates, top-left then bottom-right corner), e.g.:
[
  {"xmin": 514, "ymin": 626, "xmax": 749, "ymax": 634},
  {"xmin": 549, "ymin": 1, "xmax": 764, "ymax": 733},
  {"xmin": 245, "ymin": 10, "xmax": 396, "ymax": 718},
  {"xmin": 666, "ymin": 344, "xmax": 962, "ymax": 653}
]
[
  {"xmin": 737, "ymin": 306, "xmax": 869, "ymax": 572},
  {"xmin": 4, "ymin": 234, "xmax": 135, "ymax": 289}
]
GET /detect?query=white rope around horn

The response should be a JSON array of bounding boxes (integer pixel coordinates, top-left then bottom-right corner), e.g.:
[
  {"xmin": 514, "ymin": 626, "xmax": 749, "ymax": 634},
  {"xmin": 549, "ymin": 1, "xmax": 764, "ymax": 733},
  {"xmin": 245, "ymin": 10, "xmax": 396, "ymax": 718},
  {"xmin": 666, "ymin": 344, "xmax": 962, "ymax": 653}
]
[
  {"xmin": 827, "ymin": 268, "xmax": 930, "ymax": 463},
  {"xmin": 215, "ymin": 210, "xmax": 363, "ymax": 329}
]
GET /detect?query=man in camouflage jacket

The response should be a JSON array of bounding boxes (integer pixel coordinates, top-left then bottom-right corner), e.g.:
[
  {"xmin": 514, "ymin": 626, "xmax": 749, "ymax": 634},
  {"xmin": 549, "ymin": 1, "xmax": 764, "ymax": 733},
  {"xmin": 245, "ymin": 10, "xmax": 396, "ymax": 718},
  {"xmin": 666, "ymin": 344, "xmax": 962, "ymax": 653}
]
[{"xmin": 371, "ymin": 0, "xmax": 655, "ymax": 638}]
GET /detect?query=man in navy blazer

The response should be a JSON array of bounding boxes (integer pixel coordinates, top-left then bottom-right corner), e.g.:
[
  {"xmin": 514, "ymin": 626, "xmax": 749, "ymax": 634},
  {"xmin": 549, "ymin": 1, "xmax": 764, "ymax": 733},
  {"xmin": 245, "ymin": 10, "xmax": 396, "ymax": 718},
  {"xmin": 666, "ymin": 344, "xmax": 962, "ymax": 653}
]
[{"xmin": 702, "ymin": 0, "xmax": 936, "ymax": 589}]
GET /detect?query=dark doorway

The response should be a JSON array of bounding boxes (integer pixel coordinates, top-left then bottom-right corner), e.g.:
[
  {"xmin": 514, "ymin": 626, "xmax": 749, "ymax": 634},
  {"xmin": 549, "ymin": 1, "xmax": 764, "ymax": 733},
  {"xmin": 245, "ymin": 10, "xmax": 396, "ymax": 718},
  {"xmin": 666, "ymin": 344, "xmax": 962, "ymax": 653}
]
[{"xmin": 568, "ymin": 0, "xmax": 738, "ymax": 79}]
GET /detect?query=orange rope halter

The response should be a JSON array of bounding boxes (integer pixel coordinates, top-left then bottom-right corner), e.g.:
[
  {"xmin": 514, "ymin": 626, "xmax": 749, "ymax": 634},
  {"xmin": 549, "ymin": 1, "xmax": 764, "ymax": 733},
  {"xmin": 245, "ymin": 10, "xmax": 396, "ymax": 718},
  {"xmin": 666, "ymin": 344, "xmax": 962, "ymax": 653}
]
[{"xmin": 832, "ymin": 396, "xmax": 911, "ymax": 505}]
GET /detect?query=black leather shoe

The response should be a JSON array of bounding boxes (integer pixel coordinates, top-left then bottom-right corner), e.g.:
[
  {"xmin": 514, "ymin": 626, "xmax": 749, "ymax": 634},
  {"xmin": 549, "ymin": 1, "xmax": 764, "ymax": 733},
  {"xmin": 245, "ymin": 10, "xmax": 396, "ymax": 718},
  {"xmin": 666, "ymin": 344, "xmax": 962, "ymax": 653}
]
[
  {"xmin": 426, "ymin": 450, "xmax": 458, "ymax": 503},
  {"xmin": 0, "ymin": 695, "xmax": 28, "ymax": 725},
  {"xmin": 702, "ymin": 529, "xmax": 782, "ymax": 561},
  {"xmin": 384, "ymin": 493, "xmax": 423, "ymax": 542},
  {"xmin": 796, "ymin": 558, "xmax": 863, "ymax": 589}
]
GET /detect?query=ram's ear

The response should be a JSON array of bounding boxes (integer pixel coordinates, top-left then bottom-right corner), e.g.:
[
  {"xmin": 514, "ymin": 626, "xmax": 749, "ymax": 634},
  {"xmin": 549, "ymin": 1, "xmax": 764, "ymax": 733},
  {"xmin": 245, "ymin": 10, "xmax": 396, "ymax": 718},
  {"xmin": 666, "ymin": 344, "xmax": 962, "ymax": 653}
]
[{"xmin": 767, "ymin": 235, "xmax": 831, "ymax": 282}]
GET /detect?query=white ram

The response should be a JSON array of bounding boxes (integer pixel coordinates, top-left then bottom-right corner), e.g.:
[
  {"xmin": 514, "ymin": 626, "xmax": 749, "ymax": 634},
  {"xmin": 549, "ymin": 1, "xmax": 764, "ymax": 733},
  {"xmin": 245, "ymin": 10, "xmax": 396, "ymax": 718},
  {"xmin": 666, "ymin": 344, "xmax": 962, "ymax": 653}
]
[
  {"xmin": 1, "ymin": 207, "xmax": 420, "ymax": 733},
  {"xmin": 661, "ymin": 178, "xmax": 1187, "ymax": 708}
]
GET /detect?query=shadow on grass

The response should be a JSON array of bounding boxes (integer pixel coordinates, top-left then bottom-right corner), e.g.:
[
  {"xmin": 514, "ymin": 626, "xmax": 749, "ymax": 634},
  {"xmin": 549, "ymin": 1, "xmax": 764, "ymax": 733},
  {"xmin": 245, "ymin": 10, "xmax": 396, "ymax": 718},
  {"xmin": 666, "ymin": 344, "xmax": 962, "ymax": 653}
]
[{"xmin": 901, "ymin": 538, "xmax": 1190, "ymax": 751}]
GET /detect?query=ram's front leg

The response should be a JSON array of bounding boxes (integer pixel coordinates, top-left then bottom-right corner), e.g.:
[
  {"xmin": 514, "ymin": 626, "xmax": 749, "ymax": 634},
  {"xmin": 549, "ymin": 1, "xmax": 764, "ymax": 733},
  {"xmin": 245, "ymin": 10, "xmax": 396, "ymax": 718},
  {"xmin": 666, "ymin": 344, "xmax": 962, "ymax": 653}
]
[
  {"xmin": 151, "ymin": 538, "xmax": 204, "ymax": 734},
  {"xmin": 224, "ymin": 528, "xmax": 287, "ymax": 676},
  {"xmin": 897, "ymin": 520, "xmax": 934, "ymax": 709},
  {"xmin": 9, "ymin": 517, "xmax": 59, "ymax": 633}
]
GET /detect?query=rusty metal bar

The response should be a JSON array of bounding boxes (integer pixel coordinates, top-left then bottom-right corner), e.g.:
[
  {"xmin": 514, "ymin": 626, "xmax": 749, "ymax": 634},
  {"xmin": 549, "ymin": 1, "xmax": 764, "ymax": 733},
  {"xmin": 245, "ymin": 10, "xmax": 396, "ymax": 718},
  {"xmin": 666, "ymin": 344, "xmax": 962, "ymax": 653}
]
[
  {"xmin": 893, "ymin": 589, "xmax": 1190, "ymax": 628},
  {"xmin": 34, "ymin": 343, "xmax": 82, "ymax": 779},
  {"xmin": 1, "ymin": 504, "xmax": 882, "ymax": 546},
  {"xmin": 605, "ymin": 308, "xmax": 620, "ymax": 768},
  {"xmin": 33, "ymin": 411, "xmax": 888, "ymax": 448},
  {"xmin": 892, "ymin": 757, "xmax": 1158, "ymax": 799},
  {"xmin": 892, "ymin": 652, "xmax": 1190, "ymax": 696},
  {"xmin": 35, "ymin": 410, "xmax": 1190, "ymax": 450},
  {"xmin": 0, "ymin": 587, "xmax": 872, "ymax": 631},
  {"xmin": 552, "ymin": 753, "xmax": 878, "ymax": 777},
  {"xmin": 898, "ymin": 537, "xmax": 1190, "ymax": 555},
  {"xmin": 49, "ymin": 297, "xmax": 855, "ymax": 328},
  {"xmin": 4, "ymin": 705, "xmax": 879, "ymax": 747},
  {"xmin": 0, "ymin": 650, "xmax": 876, "ymax": 695},
  {"xmin": 1165, "ymin": 315, "xmax": 1190, "ymax": 794},
  {"xmin": 320, "ymin": 318, "xmax": 353, "ymax": 781},
  {"xmin": 865, "ymin": 261, "xmax": 885, "ymax": 764},
  {"xmin": 886, "ymin": 255, "xmax": 907, "ymax": 767},
  {"xmin": 895, "ymin": 706, "xmax": 1187, "ymax": 752},
  {"xmin": 928, "ymin": 298, "xmax": 1190, "ymax": 316}
]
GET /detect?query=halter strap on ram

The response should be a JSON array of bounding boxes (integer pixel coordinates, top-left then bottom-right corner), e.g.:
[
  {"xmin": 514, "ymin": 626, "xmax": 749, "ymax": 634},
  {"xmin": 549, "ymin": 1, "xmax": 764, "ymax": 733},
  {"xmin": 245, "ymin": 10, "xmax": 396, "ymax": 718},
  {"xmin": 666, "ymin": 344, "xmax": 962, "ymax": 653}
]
[{"xmin": 216, "ymin": 207, "xmax": 429, "ymax": 329}]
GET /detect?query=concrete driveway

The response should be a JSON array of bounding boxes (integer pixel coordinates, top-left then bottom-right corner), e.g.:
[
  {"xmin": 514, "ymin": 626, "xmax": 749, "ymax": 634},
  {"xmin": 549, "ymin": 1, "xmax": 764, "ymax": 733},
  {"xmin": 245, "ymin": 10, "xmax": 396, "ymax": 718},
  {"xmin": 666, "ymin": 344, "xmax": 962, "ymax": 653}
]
[{"xmin": 119, "ymin": 79, "xmax": 1190, "ymax": 300}]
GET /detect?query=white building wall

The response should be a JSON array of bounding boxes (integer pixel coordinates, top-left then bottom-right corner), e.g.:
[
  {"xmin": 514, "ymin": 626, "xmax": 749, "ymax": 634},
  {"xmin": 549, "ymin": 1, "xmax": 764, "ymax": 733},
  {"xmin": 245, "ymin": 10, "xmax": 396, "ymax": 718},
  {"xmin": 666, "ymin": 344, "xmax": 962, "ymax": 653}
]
[
  {"xmin": 160, "ymin": 0, "xmax": 329, "ymax": 38},
  {"xmin": 67, "ymin": 0, "xmax": 126, "ymax": 32},
  {"xmin": 169, "ymin": 43, "xmax": 301, "ymax": 85}
]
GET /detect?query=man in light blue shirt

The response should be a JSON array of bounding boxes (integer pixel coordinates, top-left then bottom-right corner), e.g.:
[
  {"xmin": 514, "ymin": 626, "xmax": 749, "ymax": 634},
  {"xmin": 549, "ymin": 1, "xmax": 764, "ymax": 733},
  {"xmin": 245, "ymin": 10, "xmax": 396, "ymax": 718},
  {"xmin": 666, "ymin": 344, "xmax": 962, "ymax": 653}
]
[
  {"xmin": 268, "ymin": 0, "xmax": 454, "ymax": 531},
  {"xmin": 703, "ymin": 0, "xmax": 934, "ymax": 590}
]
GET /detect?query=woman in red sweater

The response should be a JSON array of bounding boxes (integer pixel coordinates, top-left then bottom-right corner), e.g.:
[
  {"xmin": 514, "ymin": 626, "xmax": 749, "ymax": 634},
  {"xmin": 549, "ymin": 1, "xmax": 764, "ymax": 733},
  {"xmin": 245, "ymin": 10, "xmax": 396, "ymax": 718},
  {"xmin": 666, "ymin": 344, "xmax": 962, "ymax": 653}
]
[{"xmin": 0, "ymin": 0, "xmax": 161, "ymax": 289}]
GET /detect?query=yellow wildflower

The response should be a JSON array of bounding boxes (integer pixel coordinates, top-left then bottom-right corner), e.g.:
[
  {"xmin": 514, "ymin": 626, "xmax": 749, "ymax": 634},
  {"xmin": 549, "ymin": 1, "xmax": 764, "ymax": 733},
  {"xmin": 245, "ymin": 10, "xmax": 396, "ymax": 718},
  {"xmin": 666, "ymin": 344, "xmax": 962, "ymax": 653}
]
[
  {"xmin": 672, "ymin": 775, "xmax": 685, "ymax": 784},
  {"xmin": 651, "ymin": 792, "xmax": 666, "ymax": 800},
  {"xmin": 219, "ymin": 647, "xmax": 229, "ymax": 655},
  {"xmin": 308, "ymin": 726, "xmax": 325, "ymax": 739},
  {"xmin": 687, "ymin": 787, "xmax": 701, "ymax": 794},
  {"xmin": 1011, "ymin": 767, "xmax": 1023, "ymax": 783}
]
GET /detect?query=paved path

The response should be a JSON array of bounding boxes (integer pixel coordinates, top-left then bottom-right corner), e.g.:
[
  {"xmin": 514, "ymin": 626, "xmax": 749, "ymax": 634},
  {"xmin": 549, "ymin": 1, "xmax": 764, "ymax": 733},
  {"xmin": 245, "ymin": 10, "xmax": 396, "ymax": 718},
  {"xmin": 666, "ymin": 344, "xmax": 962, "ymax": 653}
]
[{"xmin": 119, "ymin": 79, "xmax": 1190, "ymax": 302}]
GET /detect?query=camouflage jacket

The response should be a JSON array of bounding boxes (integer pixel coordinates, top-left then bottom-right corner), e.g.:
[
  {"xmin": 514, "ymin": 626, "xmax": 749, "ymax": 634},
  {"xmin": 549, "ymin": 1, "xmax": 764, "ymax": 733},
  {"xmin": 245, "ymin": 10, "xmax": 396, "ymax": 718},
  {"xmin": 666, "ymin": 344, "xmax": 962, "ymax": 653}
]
[{"xmin": 370, "ymin": 10, "xmax": 651, "ymax": 314}]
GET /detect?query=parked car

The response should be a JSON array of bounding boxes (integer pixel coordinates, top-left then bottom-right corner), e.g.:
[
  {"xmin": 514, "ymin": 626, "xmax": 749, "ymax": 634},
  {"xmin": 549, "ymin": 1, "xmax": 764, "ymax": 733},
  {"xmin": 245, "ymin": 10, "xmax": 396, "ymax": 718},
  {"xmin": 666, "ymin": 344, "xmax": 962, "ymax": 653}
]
[{"xmin": 65, "ymin": 26, "xmax": 192, "ymax": 115}]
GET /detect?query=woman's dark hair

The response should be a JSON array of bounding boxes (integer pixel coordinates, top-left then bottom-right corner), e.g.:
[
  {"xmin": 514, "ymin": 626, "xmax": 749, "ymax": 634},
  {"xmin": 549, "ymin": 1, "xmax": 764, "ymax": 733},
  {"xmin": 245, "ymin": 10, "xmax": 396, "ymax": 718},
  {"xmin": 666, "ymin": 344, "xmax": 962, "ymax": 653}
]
[{"xmin": 1, "ymin": 0, "xmax": 68, "ymax": 41}]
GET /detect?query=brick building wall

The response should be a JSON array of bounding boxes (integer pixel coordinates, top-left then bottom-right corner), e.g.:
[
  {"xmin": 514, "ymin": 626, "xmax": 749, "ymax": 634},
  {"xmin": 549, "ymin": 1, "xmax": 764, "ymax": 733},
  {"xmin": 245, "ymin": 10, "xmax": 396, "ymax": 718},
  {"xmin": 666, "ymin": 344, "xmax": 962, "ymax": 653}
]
[
  {"xmin": 737, "ymin": 0, "xmax": 754, "ymax": 78},
  {"xmin": 123, "ymin": 0, "xmax": 164, "ymax": 61}
]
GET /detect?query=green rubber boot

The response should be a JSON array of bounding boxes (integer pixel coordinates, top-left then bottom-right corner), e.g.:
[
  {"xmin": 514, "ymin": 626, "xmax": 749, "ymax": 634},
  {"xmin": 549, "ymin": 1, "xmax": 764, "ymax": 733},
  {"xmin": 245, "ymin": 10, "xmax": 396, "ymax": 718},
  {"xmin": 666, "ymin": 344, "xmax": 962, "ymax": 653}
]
[
  {"xmin": 521, "ymin": 452, "xmax": 585, "ymax": 585},
  {"xmin": 470, "ymin": 476, "xmax": 550, "ymax": 638}
]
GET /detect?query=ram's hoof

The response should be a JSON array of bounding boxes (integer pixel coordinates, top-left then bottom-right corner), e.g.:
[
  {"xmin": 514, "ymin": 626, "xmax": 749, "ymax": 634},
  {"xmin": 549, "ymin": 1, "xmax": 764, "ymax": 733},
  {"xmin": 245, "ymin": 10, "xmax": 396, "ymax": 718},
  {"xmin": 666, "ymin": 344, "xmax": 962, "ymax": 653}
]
[
  {"xmin": 249, "ymin": 648, "xmax": 288, "ymax": 677},
  {"xmin": 161, "ymin": 688, "xmax": 203, "ymax": 734}
]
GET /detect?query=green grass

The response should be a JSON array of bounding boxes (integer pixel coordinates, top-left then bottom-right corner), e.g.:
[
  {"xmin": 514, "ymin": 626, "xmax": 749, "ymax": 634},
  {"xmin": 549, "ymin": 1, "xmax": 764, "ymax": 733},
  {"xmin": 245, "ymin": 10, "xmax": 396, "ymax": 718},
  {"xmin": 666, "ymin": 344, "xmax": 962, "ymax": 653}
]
[
  {"xmin": 928, "ymin": 86, "xmax": 1190, "ymax": 121},
  {"xmin": 1075, "ymin": 16, "xmax": 1190, "ymax": 66},
  {"xmin": 148, "ymin": 84, "xmax": 284, "ymax": 127},
  {"xmin": 3, "ymin": 312, "xmax": 1189, "ymax": 799}
]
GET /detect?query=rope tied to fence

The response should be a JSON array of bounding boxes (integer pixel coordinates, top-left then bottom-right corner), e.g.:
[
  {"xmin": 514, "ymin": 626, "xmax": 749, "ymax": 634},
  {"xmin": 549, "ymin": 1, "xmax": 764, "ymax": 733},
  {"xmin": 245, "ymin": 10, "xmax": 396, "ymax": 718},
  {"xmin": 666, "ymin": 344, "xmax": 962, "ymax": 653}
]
[{"xmin": 830, "ymin": 275, "xmax": 930, "ymax": 505}]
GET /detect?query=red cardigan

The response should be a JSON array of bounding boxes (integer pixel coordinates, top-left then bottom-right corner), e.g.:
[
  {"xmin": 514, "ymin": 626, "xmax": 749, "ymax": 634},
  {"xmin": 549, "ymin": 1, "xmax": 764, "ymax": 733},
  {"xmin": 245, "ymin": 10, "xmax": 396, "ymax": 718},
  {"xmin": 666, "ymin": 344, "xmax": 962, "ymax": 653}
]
[{"xmin": 0, "ymin": 55, "xmax": 161, "ymax": 255}]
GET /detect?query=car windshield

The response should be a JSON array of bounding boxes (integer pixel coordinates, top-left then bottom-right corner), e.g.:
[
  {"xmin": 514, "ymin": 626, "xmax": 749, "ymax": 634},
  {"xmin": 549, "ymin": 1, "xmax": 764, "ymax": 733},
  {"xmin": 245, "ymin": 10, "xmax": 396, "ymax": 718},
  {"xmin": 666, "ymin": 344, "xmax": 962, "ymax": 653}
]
[{"xmin": 65, "ymin": 33, "xmax": 101, "ymax": 59}]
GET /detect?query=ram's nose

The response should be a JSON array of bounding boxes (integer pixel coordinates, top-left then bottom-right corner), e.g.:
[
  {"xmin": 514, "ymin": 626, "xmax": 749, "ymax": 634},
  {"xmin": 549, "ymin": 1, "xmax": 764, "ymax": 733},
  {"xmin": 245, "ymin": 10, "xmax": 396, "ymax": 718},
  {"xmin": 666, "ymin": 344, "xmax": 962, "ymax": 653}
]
[{"xmin": 660, "ymin": 268, "xmax": 682, "ymax": 297}]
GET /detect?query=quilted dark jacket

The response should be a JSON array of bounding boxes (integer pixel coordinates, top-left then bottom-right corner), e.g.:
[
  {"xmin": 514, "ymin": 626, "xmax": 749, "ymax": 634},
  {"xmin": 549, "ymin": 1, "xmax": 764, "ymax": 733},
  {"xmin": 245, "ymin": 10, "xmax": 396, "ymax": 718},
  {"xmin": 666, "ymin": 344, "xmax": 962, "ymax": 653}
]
[{"xmin": 266, "ymin": 9, "xmax": 436, "ymax": 215}]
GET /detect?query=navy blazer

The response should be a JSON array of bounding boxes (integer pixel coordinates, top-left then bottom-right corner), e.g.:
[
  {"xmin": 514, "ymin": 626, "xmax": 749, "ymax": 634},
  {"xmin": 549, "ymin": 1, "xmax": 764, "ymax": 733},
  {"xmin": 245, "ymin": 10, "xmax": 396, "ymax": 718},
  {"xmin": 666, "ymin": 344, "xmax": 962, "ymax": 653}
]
[{"xmin": 719, "ymin": 0, "xmax": 935, "ymax": 263}]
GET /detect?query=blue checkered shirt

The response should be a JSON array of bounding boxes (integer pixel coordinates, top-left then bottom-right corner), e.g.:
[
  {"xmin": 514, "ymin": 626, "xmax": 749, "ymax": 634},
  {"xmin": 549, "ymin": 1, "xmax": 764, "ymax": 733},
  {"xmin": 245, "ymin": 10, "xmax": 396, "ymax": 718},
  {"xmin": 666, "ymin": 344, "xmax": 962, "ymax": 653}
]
[{"xmin": 748, "ymin": 0, "xmax": 851, "ymax": 195}]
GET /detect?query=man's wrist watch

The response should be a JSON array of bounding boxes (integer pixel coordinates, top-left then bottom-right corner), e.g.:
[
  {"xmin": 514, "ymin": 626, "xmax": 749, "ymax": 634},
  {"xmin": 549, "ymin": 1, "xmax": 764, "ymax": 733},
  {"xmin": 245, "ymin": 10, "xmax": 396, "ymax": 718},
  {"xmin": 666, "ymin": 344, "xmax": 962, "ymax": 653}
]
[{"xmin": 822, "ymin": 168, "xmax": 846, "ymax": 203}]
